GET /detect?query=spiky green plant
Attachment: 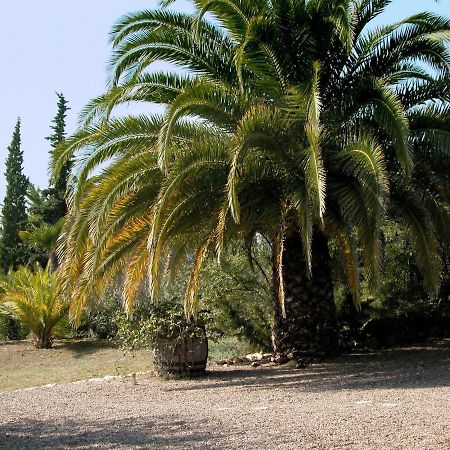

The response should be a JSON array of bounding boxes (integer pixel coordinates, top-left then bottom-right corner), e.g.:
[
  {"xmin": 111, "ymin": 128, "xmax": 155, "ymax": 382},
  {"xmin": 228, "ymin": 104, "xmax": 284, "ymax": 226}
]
[
  {"xmin": 19, "ymin": 220, "xmax": 63, "ymax": 272},
  {"xmin": 0, "ymin": 265, "xmax": 68, "ymax": 348},
  {"xmin": 54, "ymin": 0, "xmax": 450, "ymax": 355}
]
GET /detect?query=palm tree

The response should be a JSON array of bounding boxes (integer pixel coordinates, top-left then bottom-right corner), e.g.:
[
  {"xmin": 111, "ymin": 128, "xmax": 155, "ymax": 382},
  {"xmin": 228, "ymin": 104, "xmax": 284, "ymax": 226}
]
[
  {"xmin": 19, "ymin": 221, "xmax": 63, "ymax": 272},
  {"xmin": 54, "ymin": 0, "xmax": 450, "ymax": 356},
  {"xmin": 0, "ymin": 265, "xmax": 68, "ymax": 348}
]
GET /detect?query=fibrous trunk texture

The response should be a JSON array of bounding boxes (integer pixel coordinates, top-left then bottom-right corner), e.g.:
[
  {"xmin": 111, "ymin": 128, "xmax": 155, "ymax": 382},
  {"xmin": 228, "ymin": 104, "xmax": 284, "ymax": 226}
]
[
  {"xmin": 35, "ymin": 333, "xmax": 53, "ymax": 349},
  {"xmin": 271, "ymin": 229, "xmax": 337, "ymax": 358},
  {"xmin": 48, "ymin": 251, "xmax": 59, "ymax": 273}
]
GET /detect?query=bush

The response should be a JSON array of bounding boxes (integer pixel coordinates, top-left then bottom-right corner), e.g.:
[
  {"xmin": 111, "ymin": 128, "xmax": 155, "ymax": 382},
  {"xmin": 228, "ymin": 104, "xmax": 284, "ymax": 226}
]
[
  {"xmin": 199, "ymin": 241, "xmax": 273, "ymax": 351},
  {"xmin": 0, "ymin": 265, "xmax": 68, "ymax": 348},
  {"xmin": 74, "ymin": 277, "xmax": 124, "ymax": 339},
  {"xmin": 115, "ymin": 301, "xmax": 208, "ymax": 351},
  {"xmin": 108, "ymin": 240, "xmax": 273, "ymax": 355},
  {"xmin": 366, "ymin": 225, "xmax": 429, "ymax": 317},
  {"xmin": 0, "ymin": 315, "xmax": 29, "ymax": 341},
  {"xmin": 334, "ymin": 224, "xmax": 449, "ymax": 348}
]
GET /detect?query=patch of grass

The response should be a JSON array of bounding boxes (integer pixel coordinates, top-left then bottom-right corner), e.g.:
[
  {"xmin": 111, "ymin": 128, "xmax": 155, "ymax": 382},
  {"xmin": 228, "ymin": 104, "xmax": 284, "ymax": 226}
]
[
  {"xmin": 0, "ymin": 339, "xmax": 152, "ymax": 392},
  {"xmin": 208, "ymin": 336, "xmax": 258, "ymax": 361}
]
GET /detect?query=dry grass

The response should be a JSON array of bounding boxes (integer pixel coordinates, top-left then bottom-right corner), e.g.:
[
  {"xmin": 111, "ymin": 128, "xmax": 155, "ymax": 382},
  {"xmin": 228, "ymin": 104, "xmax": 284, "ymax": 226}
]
[{"xmin": 0, "ymin": 339, "xmax": 152, "ymax": 391}]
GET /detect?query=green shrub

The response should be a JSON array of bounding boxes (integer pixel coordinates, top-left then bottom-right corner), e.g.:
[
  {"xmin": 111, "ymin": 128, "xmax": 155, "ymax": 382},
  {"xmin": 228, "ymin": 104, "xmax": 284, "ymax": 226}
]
[
  {"xmin": 199, "ymin": 241, "xmax": 273, "ymax": 350},
  {"xmin": 115, "ymin": 301, "xmax": 208, "ymax": 351},
  {"xmin": 77, "ymin": 241, "xmax": 272, "ymax": 353},
  {"xmin": 0, "ymin": 265, "xmax": 68, "ymax": 348},
  {"xmin": 362, "ymin": 225, "xmax": 429, "ymax": 318},
  {"xmin": 0, "ymin": 314, "xmax": 29, "ymax": 341}
]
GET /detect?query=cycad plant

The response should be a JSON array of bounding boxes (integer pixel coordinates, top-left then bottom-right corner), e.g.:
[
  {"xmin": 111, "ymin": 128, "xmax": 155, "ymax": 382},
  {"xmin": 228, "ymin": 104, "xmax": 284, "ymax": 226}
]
[
  {"xmin": 0, "ymin": 265, "xmax": 68, "ymax": 348},
  {"xmin": 54, "ymin": 0, "xmax": 450, "ymax": 356}
]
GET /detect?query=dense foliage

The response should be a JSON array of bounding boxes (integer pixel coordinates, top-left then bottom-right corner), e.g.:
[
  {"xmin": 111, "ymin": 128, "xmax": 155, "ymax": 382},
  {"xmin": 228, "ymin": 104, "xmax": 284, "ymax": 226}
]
[
  {"xmin": 23, "ymin": 93, "xmax": 70, "ymax": 269},
  {"xmin": 0, "ymin": 119, "xmax": 30, "ymax": 272},
  {"xmin": 76, "ymin": 243, "xmax": 272, "ymax": 351},
  {"xmin": 52, "ymin": 0, "xmax": 450, "ymax": 356},
  {"xmin": 0, "ymin": 265, "xmax": 68, "ymax": 348},
  {"xmin": 115, "ymin": 301, "xmax": 208, "ymax": 351},
  {"xmin": 199, "ymin": 242, "xmax": 272, "ymax": 349}
]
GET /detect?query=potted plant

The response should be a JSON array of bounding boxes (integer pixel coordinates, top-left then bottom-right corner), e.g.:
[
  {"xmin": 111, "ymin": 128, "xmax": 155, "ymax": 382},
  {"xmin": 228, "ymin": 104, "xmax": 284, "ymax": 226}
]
[{"xmin": 116, "ymin": 301, "xmax": 208, "ymax": 376}]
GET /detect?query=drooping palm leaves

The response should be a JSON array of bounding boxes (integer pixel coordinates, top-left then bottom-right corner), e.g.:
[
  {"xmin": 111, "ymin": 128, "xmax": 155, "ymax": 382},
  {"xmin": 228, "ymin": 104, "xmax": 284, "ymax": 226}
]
[{"xmin": 53, "ymin": 1, "xmax": 450, "ymax": 333}]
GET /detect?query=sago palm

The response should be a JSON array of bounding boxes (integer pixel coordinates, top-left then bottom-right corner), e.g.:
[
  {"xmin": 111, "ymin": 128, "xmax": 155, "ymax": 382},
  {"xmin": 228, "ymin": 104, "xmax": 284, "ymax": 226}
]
[
  {"xmin": 0, "ymin": 265, "xmax": 68, "ymax": 348},
  {"xmin": 54, "ymin": 0, "xmax": 450, "ymax": 356}
]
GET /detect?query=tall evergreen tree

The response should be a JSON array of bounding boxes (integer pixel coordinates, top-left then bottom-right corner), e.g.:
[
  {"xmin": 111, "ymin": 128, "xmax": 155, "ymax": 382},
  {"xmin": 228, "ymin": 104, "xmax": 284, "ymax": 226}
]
[
  {"xmin": 0, "ymin": 119, "xmax": 29, "ymax": 273},
  {"xmin": 25, "ymin": 94, "xmax": 70, "ymax": 269},
  {"xmin": 40, "ymin": 93, "xmax": 70, "ymax": 225},
  {"xmin": 29, "ymin": 93, "xmax": 70, "ymax": 227},
  {"xmin": 46, "ymin": 93, "xmax": 72, "ymax": 221}
]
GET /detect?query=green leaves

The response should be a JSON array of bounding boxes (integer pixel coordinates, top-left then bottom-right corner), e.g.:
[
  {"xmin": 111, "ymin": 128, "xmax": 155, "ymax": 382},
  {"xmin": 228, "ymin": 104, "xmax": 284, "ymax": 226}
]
[
  {"xmin": 0, "ymin": 265, "xmax": 68, "ymax": 348},
  {"xmin": 227, "ymin": 104, "xmax": 287, "ymax": 223},
  {"xmin": 109, "ymin": 9, "xmax": 236, "ymax": 86},
  {"xmin": 336, "ymin": 135, "xmax": 389, "ymax": 285},
  {"xmin": 303, "ymin": 61, "xmax": 326, "ymax": 223},
  {"xmin": 391, "ymin": 189, "xmax": 442, "ymax": 295},
  {"xmin": 53, "ymin": 0, "xmax": 450, "ymax": 322},
  {"xmin": 366, "ymin": 79, "xmax": 412, "ymax": 175}
]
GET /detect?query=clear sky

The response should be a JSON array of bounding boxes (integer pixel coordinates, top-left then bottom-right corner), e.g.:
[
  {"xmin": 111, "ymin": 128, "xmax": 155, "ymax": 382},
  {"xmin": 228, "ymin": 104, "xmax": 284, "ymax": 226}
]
[{"xmin": 0, "ymin": 0, "xmax": 448, "ymax": 202}]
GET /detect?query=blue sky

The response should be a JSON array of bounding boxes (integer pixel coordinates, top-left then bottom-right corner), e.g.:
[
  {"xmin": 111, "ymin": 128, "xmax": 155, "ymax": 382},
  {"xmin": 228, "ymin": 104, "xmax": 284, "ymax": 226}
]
[{"xmin": 0, "ymin": 0, "xmax": 448, "ymax": 201}]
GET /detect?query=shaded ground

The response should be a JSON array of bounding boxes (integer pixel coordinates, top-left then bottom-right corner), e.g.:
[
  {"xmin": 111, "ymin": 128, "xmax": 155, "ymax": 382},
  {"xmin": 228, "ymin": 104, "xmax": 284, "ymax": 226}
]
[
  {"xmin": 1, "ymin": 340, "xmax": 449, "ymax": 449},
  {"xmin": 0, "ymin": 339, "xmax": 152, "ymax": 391}
]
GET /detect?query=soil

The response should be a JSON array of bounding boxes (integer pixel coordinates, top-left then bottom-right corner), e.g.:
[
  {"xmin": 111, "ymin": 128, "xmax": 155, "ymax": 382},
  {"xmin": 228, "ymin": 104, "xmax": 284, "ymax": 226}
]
[
  {"xmin": 0, "ymin": 339, "xmax": 151, "ymax": 392},
  {"xmin": 0, "ymin": 339, "xmax": 449, "ymax": 449}
]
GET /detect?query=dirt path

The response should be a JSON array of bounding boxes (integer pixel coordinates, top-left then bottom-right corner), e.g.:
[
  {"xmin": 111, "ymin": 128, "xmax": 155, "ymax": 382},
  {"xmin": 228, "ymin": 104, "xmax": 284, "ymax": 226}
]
[{"xmin": 1, "ymin": 340, "xmax": 449, "ymax": 449}]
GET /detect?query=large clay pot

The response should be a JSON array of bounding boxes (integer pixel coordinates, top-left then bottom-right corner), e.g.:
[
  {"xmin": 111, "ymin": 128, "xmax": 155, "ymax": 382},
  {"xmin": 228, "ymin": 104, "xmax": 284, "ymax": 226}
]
[{"xmin": 153, "ymin": 335, "xmax": 208, "ymax": 375}]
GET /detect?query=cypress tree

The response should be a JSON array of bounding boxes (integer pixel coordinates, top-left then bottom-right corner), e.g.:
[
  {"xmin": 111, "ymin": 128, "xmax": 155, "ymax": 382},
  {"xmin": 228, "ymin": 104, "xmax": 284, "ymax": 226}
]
[
  {"xmin": 40, "ymin": 92, "xmax": 70, "ymax": 225},
  {"xmin": 0, "ymin": 119, "xmax": 29, "ymax": 273},
  {"xmin": 25, "ymin": 93, "xmax": 70, "ymax": 269},
  {"xmin": 46, "ymin": 93, "xmax": 72, "ymax": 221}
]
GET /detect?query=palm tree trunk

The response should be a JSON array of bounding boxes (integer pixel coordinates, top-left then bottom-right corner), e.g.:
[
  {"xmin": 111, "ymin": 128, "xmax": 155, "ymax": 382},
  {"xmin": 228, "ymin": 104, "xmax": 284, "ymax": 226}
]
[
  {"xmin": 271, "ymin": 228, "xmax": 338, "ymax": 358},
  {"xmin": 48, "ymin": 251, "xmax": 58, "ymax": 273},
  {"xmin": 35, "ymin": 332, "xmax": 53, "ymax": 349}
]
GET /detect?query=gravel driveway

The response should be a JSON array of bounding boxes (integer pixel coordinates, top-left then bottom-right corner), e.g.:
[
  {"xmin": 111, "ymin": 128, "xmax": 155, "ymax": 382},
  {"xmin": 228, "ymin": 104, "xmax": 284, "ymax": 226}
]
[{"xmin": 1, "ymin": 340, "xmax": 449, "ymax": 449}]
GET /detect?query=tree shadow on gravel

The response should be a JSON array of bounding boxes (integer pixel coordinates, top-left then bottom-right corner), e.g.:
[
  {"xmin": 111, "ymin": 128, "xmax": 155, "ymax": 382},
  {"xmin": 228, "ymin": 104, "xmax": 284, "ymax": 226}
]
[
  {"xmin": 0, "ymin": 415, "xmax": 222, "ymax": 450},
  {"xmin": 167, "ymin": 339, "xmax": 450, "ymax": 393}
]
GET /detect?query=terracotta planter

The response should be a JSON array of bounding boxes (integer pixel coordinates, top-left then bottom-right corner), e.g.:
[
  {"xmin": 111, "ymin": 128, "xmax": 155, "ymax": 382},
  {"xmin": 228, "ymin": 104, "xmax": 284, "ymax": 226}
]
[{"xmin": 153, "ymin": 335, "xmax": 208, "ymax": 375}]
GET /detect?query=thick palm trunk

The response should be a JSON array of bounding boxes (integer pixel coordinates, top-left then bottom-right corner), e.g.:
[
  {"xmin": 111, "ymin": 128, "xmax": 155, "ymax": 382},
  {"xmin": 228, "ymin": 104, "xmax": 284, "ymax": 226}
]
[{"xmin": 271, "ymin": 229, "xmax": 337, "ymax": 358}]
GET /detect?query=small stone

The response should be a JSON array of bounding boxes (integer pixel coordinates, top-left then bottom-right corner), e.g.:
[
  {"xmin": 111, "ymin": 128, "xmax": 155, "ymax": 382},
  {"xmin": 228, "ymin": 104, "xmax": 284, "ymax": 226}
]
[
  {"xmin": 245, "ymin": 352, "xmax": 263, "ymax": 362},
  {"xmin": 251, "ymin": 362, "xmax": 261, "ymax": 368}
]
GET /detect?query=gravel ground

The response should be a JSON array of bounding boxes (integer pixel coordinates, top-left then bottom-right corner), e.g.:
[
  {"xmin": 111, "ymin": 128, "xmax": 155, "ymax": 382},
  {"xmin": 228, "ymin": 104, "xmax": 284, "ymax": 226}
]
[{"xmin": 1, "ymin": 340, "xmax": 449, "ymax": 450}]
